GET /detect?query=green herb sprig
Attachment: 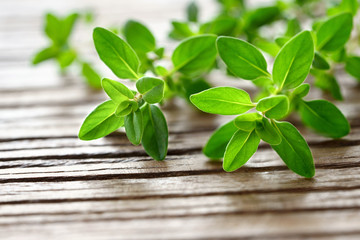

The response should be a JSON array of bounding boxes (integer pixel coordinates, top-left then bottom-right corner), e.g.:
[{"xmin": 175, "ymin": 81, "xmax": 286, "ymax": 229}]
[
  {"xmin": 32, "ymin": 12, "xmax": 102, "ymax": 89},
  {"xmin": 190, "ymin": 31, "xmax": 350, "ymax": 178},
  {"xmin": 78, "ymin": 26, "xmax": 219, "ymax": 160}
]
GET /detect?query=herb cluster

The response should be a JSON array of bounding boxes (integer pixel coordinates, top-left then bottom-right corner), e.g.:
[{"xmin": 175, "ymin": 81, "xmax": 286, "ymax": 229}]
[{"xmin": 34, "ymin": 0, "xmax": 360, "ymax": 178}]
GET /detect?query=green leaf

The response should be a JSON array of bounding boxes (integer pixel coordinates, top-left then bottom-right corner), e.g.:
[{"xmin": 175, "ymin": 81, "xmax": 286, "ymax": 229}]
[
  {"xmin": 155, "ymin": 66, "xmax": 168, "ymax": 77},
  {"xmin": 102, "ymin": 78, "xmax": 134, "ymax": 104},
  {"xmin": 81, "ymin": 63, "xmax": 102, "ymax": 89},
  {"xmin": 79, "ymin": 100, "xmax": 124, "ymax": 140},
  {"xmin": 275, "ymin": 36, "xmax": 290, "ymax": 47},
  {"xmin": 316, "ymin": 13, "xmax": 353, "ymax": 52},
  {"xmin": 190, "ymin": 87, "xmax": 254, "ymax": 115},
  {"xmin": 168, "ymin": 21, "xmax": 194, "ymax": 40},
  {"xmin": 285, "ymin": 18, "xmax": 301, "ymax": 37},
  {"xmin": 45, "ymin": 13, "xmax": 62, "ymax": 44},
  {"xmin": 256, "ymin": 95, "xmax": 289, "ymax": 119},
  {"xmin": 345, "ymin": 56, "xmax": 360, "ymax": 81},
  {"xmin": 32, "ymin": 46, "xmax": 59, "ymax": 64},
  {"xmin": 271, "ymin": 121, "xmax": 315, "ymax": 178},
  {"xmin": 124, "ymin": 109, "xmax": 143, "ymax": 145},
  {"xmin": 273, "ymin": 31, "xmax": 314, "ymax": 90},
  {"xmin": 299, "ymin": 100, "xmax": 350, "ymax": 138},
  {"xmin": 115, "ymin": 100, "xmax": 137, "ymax": 117},
  {"xmin": 312, "ymin": 52, "xmax": 330, "ymax": 70},
  {"xmin": 141, "ymin": 104, "xmax": 168, "ymax": 160},
  {"xmin": 57, "ymin": 49, "xmax": 76, "ymax": 69},
  {"xmin": 244, "ymin": 6, "xmax": 281, "ymax": 30},
  {"xmin": 199, "ymin": 16, "xmax": 238, "ymax": 36},
  {"xmin": 223, "ymin": 130, "xmax": 260, "ymax": 172},
  {"xmin": 253, "ymin": 38, "xmax": 280, "ymax": 57},
  {"xmin": 136, "ymin": 77, "xmax": 165, "ymax": 104},
  {"xmin": 311, "ymin": 69, "xmax": 343, "ymax": 100},
  {"xmin": 154, "ymin": 47, "xmax": 165, "ymax": 59},
  {"xmin": 217, "ymin": 36, "xmax": 270, "ymax": 80},
  {"xmin": 292, "ymin": 83, "xmax": 310, "ymax": 99},
  {"xmin": 172, "ymin": 34, "xmax": 217, "ymax": 76},
  {"xmin": 187, "ymin": 1, "xmax": 198, "ymax": 22},
  {"xmin": 255, "ymin": 118, "xmax": 281, "ymax": 145},
  {"xmin": 124, "ymin": 20, "xmax": 156, "ymax": 53},
  {"xmin": 45, "ymin": 13, "xmax": 78, "ymax": 46},
  {"xmin": 180, "ymin": 77, "xmax": 212, "ymax": 101},
  {"xmin": 234, "ymin": 112, "xmax": 262, "ymax": 131},
  {"xmin": 61, "ymin": 13, "xmax": 79, "ymax": 42},
  {"xmin": 328, "ymin": 0, "xmax": 358, "ymax": 17},
  {"xmin": 203, "ymin": 120, "xmax": 238, "ymax": 159},
  {"xmin": 93, "ymin": 27, "xmax": 139, "ymax": 80},
  {"xmin": 330, "ymin": 47, "xmax": 347, "ymax": 63}
]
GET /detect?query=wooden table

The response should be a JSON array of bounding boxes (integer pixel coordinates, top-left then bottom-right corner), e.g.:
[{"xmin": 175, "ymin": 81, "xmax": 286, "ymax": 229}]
[{"xmin": 1, "ymin": 0, "xmax": 360, "ymax": 239}]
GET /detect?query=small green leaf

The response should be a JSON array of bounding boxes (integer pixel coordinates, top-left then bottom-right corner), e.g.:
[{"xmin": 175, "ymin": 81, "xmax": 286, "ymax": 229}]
[
  {"xmin": 124, "ymin": 109, "xmax": 143, "ymax": 145},
  {"xmin": 312, "ymin": 69, "xmax": 343, "ymax": 100},
  {"xmin": 292, "ymin": 83, "xmax": 310, "ymax": 99},
  {"xmin": 187, "ymin": 1, "xmax": 198, "ymax": 22},
  {"xmin": 217, "ymin": 36, "xmax": 270, "ymax": 80},
  {"xmin": 57, "ymin": 49, "xmax": 76, "ymax": 69},
  {"xmin": 61, "ymin": 13, "xmax": 79, "ymax": 43},
  {"xmin": 285, "ymin": 18, "xmax": 301, "ymax": 37},
  {"xmin": 275, "ymin": 36, "xmax": 290, "ymax": 47},
  {"xmin": 244, "ymin": 6, "xmax": 281, "ymax": 30},
  {"xmin": 199, "ymin": 16, "xmax": 238, "ymax": 36},
  {"xmin": 190, "ymin": 87, "xmax": 254, "ymax": 115},
  {"xmin": 154, "ymin": 47, "xmax": 165, "ymax": 59},
  {"xmin": 32, "ymin": 46, "xmax": 59, "ymax": 64},
  {"xmin": 299, "ymin": 100, "xmax": 350, "ymax": 139},
  {"xmin": 44, "ymin": 13, "xmax": 62, "ymax": 44},
  {"xmin": 79, "ymin": 100, "xmax": 124, "ymax": 140},
  {"xmin": 271, "ymin": 121, "xmax": 315, "ymax": 178},
  {"xmin": 93, "ymin": 27, "xmax": 139, "ymax": 80},
  {"xmin": 273, "ymin": 31, "xmax": 314, "ymax": 90},
  {"xmin": 256, "ymin": 95, "xmax": 289, "ymax": 119},
  {"xmin": 45, "ymin": 13, "xmax": 78, "ymax": 46},
  {"xmin": 253, "ymin": 38, "xmax": 280, "ymax": 57},
  {"xmin": 328, "ymin": 0, "xmax": 359, "ymax": 16},
  {"xmin": 141, "ymin": 104, "xmax": 168, "ymax": 160},
  {"xmin": 234, "ymin": 112, "xmax": 262, "ymax": 131},
  {"xmin": 168, "ymin": 21, "xmax": 195, "ymax": 40},
  {"xmin": 180, "ymin": 77, "xmax": 212, "ymax": 100},
  {"xmin": 345, "ymin": 56, "xmax": 360, "ymax": 81},
  {"xmin": 154, "ymin": 66, "xmax": 168, "ymax": 77},
  {"xmin": 136, "ymin": 77, "xmax": 165, "ymax": 104},
  {"xmin": 312, "ymin": 52, "xmax": 330, "ymax": 70},
  {"xmin": 316, "ymin": 13, "xmax": 353, "ymax": 52},
  {"xmin": 255, "ymin": 118, "xmax": 281, "ymax": 145},
  {"xmin": 124, "ymin": 20, "xmax": 156, "ymax": 53},
  {"xmin": 82, "ymin": 63, "xmax": 102, "ymax": 89},
  {"xmin": 223, "ymin": 130, "xmax": 260, "ymax": 172},
  {"xmin": 115, "ymin": 100, "xmax": 136, "ymax": 117},
  {"xmin": 102, "ymin": 78, "xmax": 134, "ymax": 104},
  {"xmin": 203, "ymin": 120, "xmax": 238, "ymax": 159},
  {"xmin": 172, "ymin": 35, "xmax": 217, "ymax": 76}
]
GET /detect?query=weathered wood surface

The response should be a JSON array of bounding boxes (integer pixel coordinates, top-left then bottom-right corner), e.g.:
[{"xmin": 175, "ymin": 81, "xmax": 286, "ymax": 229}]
[{"xmin": 1, "ymin": 0, "xmax": 360, "ymax": 239}]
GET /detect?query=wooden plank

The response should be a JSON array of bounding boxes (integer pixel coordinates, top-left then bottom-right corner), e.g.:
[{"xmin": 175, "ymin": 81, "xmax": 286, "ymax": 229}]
[
  {"xmin": 1, "ymin": 210, "xmax": 360, "ymax": 240},
  {"xmin": 1, "ymin": 167, "xmax": 360, "ymax": 202}
]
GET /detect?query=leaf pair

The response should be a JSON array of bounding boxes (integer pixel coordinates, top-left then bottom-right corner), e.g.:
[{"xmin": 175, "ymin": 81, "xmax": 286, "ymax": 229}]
[
  {"xmin": 217, "ymin": 30, "xmax": 314, "ymax": 91},
  {"xmin": 204, "ymin": 118, "xmax": 315, "ymax": 178}
]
